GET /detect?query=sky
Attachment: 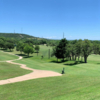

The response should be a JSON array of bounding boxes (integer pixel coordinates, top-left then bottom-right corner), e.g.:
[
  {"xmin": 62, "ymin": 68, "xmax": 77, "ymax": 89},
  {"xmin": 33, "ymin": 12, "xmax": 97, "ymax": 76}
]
[{"xmin": 0, "ymin": 0, "xmax": 100, "ymax": 40}]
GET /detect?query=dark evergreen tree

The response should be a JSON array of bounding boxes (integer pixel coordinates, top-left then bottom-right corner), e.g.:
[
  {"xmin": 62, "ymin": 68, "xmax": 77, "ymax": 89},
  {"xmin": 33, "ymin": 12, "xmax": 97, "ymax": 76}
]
[{"xmin": 52, "ymin": 38, "xmax": 68, "ymax": 61}]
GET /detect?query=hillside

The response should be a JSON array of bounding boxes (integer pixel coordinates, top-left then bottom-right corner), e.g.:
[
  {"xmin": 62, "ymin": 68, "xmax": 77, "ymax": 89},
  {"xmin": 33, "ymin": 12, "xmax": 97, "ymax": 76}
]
[
  {"xmin": 0, "ymin": 33, "xmax": 60, "ymax": 46},
  {"xmin": 0, "ymin": 33, "xmax": 54, "ymax": 42},
  {"xmin": 0, "ymin": 33, "xmax": 36, "ymax": 39}
]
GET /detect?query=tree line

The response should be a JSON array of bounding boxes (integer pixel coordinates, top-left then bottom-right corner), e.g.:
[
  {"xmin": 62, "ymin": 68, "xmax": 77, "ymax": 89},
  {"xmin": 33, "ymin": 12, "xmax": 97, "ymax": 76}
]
[
  {"xmin": 0, "ymin": 37, "xmax": 40, "ymax": 56},
  {"xmin": 51, "ymin": 38, "xmax": 100, "ymax": 63},
  {"xmin": 0, "ymin": 37, "xmax": 15, "ymax": 51},
  {"xmin": 0, "ymin": 35, "xmax": 100, "ymax": 62},
  {"xmin": 16, "ymin": 42, "xmax": 40, "ymax": 56}
]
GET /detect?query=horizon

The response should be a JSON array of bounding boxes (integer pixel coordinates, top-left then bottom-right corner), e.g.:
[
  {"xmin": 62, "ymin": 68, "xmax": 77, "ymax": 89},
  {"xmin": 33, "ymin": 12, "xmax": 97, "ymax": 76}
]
[
  {"xmin": 1, "ymin": 0, "xmax": 100, "ymax": 40},
  {"xmin": 1, "ymin": 32, "xmax": 100, "ymax": 41}
]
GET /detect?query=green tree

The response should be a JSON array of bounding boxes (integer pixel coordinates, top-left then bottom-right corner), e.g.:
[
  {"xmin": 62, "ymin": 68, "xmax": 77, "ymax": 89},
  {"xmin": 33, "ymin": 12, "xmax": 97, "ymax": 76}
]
[
  {"xmin": 75, "ymin": 39, "xmax": 82, "ymax": 61},
  {"xmin": 82, "ymin": 39, "xmax": 92, "ymax": 63},
  {"xmin": 0, "ymin": 39, "xmax": 4, "ymax": 49},
  {"xmin": 65, "ymin": 44, "xmax": 71, "ymax": 60},
  {"xmin": 92, "ymin": 43, "xmax": 100, "ymax": 54},
  {"xmin": 70, "ymin": 44, "xmax": 76, "ymax": 60},
  {"xmin": 16, "ymin": 42, "xmax": 24, "ymax": 54},
  {"xmin": 35, "ymin": 45, "xmax": 40, "ymax": 56},
  {"xmin": 46, "ymin": 43, "xmax": 48, "ymax": 47},
  {"xmin": 52, "ymin": 38, "xmax": 67, "ymax": 61},
  {"xmin": 51, "ymin": 46, "xmax": 60, "ymax": 62},
  {"xmin": 24, "ymin": 45, "xmax": 34, "ymax": 56},
  {"xmin": 7, "ymin": 43, "xmax": 14, "ymax": 51},
  {"xmin": 4, "ymin": 42, "xmax": 9, "ymax": 50},
  {"xmin": 19, "ymin": 43, "xmax": 25, "ymax": 54}
]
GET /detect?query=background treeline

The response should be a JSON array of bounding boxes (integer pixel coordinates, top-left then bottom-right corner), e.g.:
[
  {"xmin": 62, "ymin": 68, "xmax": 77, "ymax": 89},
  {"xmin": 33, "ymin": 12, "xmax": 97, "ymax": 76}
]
[
  {"xmin": 51, "ymin": 39, "xmax": 100, "ymax": 63},
  {"xmin": 0, "ymin": 33, "xmax": 59, "ymax": 46},
  {"xmin": 0, "ymin": 36, "xmax": 40, "ymax": 56},
  {"xmin": 0, "ymin": 37, "xmax": 15, "ymax": 51},
  {"xmin": 0, "ymin": 33, "xmax": 100, "ymax": 63}
]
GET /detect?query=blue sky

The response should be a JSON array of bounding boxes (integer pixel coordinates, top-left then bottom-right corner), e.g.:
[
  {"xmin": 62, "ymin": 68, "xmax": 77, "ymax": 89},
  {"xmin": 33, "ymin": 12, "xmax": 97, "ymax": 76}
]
[{"xmin": 0, "ymin": 0, "xmax": 100, "ymax": 40}]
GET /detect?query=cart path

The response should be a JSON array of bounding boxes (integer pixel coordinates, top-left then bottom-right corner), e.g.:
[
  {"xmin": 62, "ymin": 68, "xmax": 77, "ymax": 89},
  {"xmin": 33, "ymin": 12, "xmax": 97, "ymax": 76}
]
[{"xmin": 0, "ymin": 52, "xmax": 62, "ymax": 85}]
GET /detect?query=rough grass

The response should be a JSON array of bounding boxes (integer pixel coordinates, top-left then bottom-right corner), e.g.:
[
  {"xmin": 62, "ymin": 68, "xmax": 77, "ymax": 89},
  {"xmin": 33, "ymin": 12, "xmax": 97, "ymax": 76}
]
[{"xmin": 1, "ymin": 45, "xmax": 100, "ymax": 100}]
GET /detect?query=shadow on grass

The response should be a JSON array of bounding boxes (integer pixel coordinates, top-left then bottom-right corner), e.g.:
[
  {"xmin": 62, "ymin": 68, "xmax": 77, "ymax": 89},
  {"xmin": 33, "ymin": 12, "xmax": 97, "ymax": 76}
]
[
  {"xmin": 97, "ymin": 63, "xmax": 100, "ymax": 64},
  {"xmin": 0, "ymin": 49, "xmax": 13, "ymax": 52},
  {"xmin": 16, "ymin": 54, "xmax": 25, "ymax": 56},
  {"xmin": 0, "ymin": 48, "xmax": 7, "ymax": 50},
  {"xmin": 3, "ymin": 50, "xmax": 12, "ymax": 52},
  {"xmin": 50, "ymin": 60, "xmax": 68, "ymax": 63},
  {"xmin": 50, "ymin": 60, "xmax": 85, "ymax": 66},
  {"xmin": 24, "ymin": 56, "xmax": 33, "ymax": 58},
  {"xmin": 64, "ymin": 61, "xmax": 85, "ymax": 66},
  {"xmin": 16, "ymin": 54, "xmax": 33, "ymax": 58},
  {"xmin": 34, "ymin": 52, "xmax": 38, "ymax": 53}
]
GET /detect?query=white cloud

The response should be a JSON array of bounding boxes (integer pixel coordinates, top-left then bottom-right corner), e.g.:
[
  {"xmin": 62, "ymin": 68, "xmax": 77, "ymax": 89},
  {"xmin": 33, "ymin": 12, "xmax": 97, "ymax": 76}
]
[{"xmin": 43, "ymin": 36, "xmax": 57, "ymax": 39}]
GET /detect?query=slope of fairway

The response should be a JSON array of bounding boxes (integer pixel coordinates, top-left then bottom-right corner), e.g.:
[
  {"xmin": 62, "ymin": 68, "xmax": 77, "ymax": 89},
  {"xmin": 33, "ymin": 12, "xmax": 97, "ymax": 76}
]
[
  {"xmin": 0, "ymin": 51, "xmax": 18, "ymax": 61},
  {"xmin": 0, "ymin": 68, "xmax": 100, "ymax": 100},
  {"xmin": 0, "ymin": 62, "xmax": 32, "ymax": 80},
  {"xmin": 1, "ymin": 46, "xmax": 100, "ymax": 100},
  {"xmin": 14, "ymin": 53, "xmax": 100, "ymax": 76}
]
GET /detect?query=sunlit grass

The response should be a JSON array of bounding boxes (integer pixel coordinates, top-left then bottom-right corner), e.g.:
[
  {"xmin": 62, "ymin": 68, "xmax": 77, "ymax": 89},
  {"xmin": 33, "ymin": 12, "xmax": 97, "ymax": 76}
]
[
  {"xmin": 0, "ymin": 62, "xmax": 32, "ymax": 80},
  {"xmin": 1, "ymin": 45, "xmax": 100, "ymax": 100},
  {"xmin": 0, "ymin": 51, "xmax": 18, "ymax": 61}
]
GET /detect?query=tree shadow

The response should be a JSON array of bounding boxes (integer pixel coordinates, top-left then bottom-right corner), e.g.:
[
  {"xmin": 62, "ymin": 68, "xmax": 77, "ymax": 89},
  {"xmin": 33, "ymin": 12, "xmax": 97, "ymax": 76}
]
[
  {"xmin": 50, "ymin": 60, "xmax": 85, "ymax": 66},
  {"xmin": 16, "ymin": 54, "xmax": 26, "ymax": 57},
  {"xmin": 34, "ymin": 51, "xmax": 38, "ymax": 53},
  {"xmin": 0, "ymin": 49, "xmax": 13, "ymax": 52},
  {"xmin": 97, "ymin": 63, "xmax": 100, "ymax": 64},
  {"xmin": 64, "ymin": 61, "xmax": 85, "ymax": 66},
  {"xmin": 3, "ymin": 50, "xmax": 12, "ymax": 52},
  {"xmin": 24, "ymin": 56, "xmax": 33, "ymax": 58},
  {"xmin": 15, "ymin": 54, "xmax": 33, "ymax": 58},
  {"xmin": 50, "ymin": 59, "xmax": 69, "ymax": 63},
  {"xmin": 0, "ymin": 48, "xmax": 6, "ymax": 50}
]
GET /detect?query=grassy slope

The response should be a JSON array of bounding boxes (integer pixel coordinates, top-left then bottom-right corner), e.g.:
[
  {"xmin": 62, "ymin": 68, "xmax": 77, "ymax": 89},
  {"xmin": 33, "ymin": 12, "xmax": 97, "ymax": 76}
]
[
  {"xmin": 0, "ymin": 51, "xmax": 18, "ymax": 61},
  {"xmin": 0, "ymin": 51, "xmax": 32, "ymax": 80},
  {"xmin": 0, "ymin": 62, "xmax": 32, "ymax": 80},
  {"xmin": 0, "ymin": 45, "xmax": 100, "ymax": 99}
]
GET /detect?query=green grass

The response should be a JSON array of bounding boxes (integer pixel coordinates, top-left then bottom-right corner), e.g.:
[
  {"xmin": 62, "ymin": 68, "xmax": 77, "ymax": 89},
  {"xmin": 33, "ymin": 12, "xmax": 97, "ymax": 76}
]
[
  {"xmin": 0, "ymin": 51, "xmax": 18, "ymax": 61},
  {"xmin": 13, "ymin": 45, "xmax": 53, "ymax": 58},
  {"xmin": 0, "ymin": 72, "xmax": 100, "ymax": 100},
  {"xmin": 0, "ymin": 62, "xmax": 32, "ymax": 80},
  {"xmin": 1, "ymin": 45, "xmax": 100, "ymax": 99}
]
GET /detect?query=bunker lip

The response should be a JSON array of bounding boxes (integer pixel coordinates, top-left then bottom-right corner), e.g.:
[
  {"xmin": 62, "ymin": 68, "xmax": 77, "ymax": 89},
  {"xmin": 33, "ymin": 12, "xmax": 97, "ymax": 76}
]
[{"xmin": 0, "ymin": 51, "xmax": 62, "ymax": 85}]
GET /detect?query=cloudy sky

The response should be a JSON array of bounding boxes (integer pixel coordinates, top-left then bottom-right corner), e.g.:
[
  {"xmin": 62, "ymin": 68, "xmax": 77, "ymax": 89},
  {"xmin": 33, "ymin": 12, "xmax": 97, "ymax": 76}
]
[{"xmin": 0, "ymin": 0, "xmax": 100, "ymax": 40}]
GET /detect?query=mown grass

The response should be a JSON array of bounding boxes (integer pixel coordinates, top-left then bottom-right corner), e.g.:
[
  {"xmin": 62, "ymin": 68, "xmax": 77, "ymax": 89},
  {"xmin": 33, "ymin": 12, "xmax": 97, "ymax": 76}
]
[
  {"xmin": 0, "ymin": 62, "xmax": 32, "ymax": 80},
  {"xmin": 1, "ymin": 45, "xmax": 100, "ymax": 100},
  {"xmin": 0, "ymin": 51, "xmax": 18, "ymax": 61},
  {"xmin": 0, "ymin": 73, "xmax": 100, "ymax": 100}
]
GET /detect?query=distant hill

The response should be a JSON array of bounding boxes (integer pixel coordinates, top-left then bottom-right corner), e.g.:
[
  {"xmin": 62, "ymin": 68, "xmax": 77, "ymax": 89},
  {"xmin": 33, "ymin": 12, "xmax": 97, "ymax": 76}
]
[
  {"xmin": 0, "ymin": 33, "xmax": 60, "ymax": 43},
  {"xmin": 0, "ymin": 33, "xmax": 59, "ymax": 41},
  {"xmin": 0, "ymin": 33, "xmax": 36, "ymax": 39}
]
